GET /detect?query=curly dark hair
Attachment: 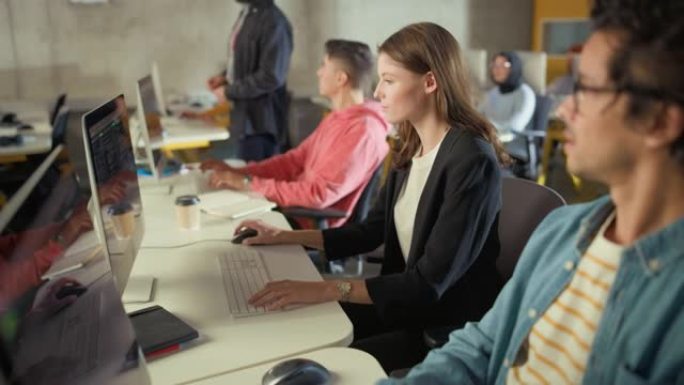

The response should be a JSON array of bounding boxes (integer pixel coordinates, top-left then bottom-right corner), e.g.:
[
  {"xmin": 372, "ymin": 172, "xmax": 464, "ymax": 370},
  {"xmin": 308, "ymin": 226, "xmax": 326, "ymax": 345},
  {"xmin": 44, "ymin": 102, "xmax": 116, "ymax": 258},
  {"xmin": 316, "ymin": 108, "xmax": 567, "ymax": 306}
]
[{"xmin": 591, "ymin": 0, "xmax": 684, "ymax": 163}]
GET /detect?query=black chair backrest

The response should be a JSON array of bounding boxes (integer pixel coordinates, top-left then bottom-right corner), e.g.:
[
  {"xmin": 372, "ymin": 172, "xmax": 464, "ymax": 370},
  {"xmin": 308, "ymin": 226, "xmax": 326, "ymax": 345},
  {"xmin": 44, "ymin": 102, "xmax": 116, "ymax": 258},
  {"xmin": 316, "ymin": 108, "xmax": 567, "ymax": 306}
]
[
  {"xmin": 347, "ymin": 165, "xmax": 383, "ymax": 224},
  {"xmin": 287, "ymin": 97, "xmax": 326, "ymax": 148},
  {"xmin": 497, "ymin": 177, "xmax": 566, "ymax": 281},
  {"xmin": 526, "ymin": 93, "xmax": 553, "ymax": 134},
  {"xmin": 51, "ymin": 107, "xmax": 70, "ymax": 148},
  {"xmin": 49, "ymin": 93, "xmax": 67, "ymax": 127}
]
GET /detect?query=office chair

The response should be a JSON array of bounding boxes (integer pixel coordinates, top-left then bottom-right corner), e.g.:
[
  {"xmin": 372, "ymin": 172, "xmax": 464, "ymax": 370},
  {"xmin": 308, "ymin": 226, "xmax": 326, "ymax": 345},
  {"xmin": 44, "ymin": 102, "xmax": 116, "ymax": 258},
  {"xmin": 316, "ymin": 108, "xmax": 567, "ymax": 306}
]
[
  {"xmin": 506, "ymin": 93, "xmax": 553, "ymax": 180},
  {"xmin": 280, "ymin": 165, "xmax": 382, "ymax": 230},
  {"xmin": 421, "ymin": 176, "xmax": 565, "ymax": 349},
  {"xmin": 49, "ymin": 93, "xmax": 67, "ymax": 127},
  {"xmin": 280, "ymin": 165, "xmax": 384, "ymax": 275},
  {"xmin": 51, "ymin": 106, "xmax": 70, "ymax": 148},
  {"xmin": 286, "ymin": 96, "xmax": 327, "ymax": 149}
]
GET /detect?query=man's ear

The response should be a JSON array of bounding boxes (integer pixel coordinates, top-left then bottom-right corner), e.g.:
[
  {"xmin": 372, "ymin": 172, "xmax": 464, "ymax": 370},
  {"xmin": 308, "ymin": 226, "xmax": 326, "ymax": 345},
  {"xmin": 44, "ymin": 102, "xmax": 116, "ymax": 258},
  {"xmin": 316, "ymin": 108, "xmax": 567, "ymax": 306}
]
[
  {"xmin": 644, "ymin": 104, "xmax": 684, "ymax": 151},
  {"xmin": 424, "ymin": 71, "xmax": 438, "ymax": 95},
  {"xmin": 337, "ymin": 70, "xmax": 350, "ymax": 87}
]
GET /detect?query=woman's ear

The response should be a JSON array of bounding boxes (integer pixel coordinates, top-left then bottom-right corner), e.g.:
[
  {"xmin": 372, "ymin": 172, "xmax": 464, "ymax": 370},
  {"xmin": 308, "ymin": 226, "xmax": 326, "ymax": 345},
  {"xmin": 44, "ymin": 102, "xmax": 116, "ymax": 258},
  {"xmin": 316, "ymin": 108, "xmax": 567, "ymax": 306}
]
[{"xmin": 424, "ymin": 71, "xmax": 438, "ymax": 95}]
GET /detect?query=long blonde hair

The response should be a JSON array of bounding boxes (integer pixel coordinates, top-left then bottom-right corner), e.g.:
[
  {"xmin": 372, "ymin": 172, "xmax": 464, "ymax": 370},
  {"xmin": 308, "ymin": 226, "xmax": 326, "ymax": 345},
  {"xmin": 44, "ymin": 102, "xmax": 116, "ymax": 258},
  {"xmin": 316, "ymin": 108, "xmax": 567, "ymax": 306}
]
[{"xmin": 378, "ymin": 22, "xmax": 509, "ymax": 168}]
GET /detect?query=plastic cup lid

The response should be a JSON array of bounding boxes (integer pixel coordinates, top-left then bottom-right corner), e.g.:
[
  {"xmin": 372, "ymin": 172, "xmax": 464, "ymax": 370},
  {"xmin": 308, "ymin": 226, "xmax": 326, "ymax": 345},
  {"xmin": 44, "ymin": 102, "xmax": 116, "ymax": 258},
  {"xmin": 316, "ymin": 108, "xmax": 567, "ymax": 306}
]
[
  {"xmin": 107, "ymin": 201, "xmax": 133, "ymax": 215},
  {"xmin": 175, "ymin": 195, "xmax": 200, "ymax": 206}
]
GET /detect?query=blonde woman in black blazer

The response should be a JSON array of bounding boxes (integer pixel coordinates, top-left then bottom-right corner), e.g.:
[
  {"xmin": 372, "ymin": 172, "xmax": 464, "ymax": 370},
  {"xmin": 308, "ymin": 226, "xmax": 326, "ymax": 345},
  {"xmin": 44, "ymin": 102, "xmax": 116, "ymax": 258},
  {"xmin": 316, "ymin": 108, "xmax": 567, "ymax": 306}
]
[{"xmin": 236, "ymin": 23, "xmax": 508, "ymax": 372}]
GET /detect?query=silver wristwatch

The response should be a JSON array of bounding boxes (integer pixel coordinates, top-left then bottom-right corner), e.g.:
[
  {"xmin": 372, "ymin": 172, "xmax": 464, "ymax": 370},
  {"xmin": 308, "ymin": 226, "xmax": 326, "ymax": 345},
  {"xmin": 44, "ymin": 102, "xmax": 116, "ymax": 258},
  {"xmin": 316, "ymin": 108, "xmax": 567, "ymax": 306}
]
[{"xmin": 336, "ymin": 281, "xmax": 352, "ymax": 302}]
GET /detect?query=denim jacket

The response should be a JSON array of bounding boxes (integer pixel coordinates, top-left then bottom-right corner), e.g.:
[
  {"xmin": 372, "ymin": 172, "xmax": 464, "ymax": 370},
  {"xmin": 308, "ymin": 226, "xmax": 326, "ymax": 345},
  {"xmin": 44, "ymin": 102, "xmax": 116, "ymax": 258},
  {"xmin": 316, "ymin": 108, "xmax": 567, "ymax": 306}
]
[{"xmin": 380, "ymin": 196, "xmax": 684, "ymax": 385}]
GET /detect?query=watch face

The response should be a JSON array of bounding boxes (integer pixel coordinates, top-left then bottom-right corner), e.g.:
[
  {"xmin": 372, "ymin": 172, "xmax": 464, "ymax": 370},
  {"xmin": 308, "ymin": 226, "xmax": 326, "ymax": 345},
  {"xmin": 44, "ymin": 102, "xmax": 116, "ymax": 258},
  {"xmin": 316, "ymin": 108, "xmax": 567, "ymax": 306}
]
[{"xmin": 337, "ymin": 281, "xmax": 351, "ymax": 301}]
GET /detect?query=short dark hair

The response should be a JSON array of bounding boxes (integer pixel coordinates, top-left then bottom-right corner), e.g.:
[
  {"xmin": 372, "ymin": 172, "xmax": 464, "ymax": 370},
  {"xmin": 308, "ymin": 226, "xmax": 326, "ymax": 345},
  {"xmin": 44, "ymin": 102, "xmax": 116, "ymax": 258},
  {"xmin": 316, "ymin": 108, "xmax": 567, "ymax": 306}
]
[
  {"xmin": 591, "ymin": 0, "xmax": 684, "ymax": 163},
  {"xmin": 324, "ymin": 39, "xmax": 374, "ymax": 92}
]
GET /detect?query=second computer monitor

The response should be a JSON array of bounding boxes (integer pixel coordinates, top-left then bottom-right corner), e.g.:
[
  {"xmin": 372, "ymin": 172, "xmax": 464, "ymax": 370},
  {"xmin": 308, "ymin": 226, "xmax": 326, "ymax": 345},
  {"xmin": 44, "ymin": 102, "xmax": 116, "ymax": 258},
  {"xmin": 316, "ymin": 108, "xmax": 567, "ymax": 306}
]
[
  {"xmin": 135, "ymin": 77, "xmax": 167, "ymax": 180},
  {"xmin": 151, "ymin": 62, "xmax": 168, "ymax": 117},
  {"xmin": 138, "ymin": 74, "xmax": 164, "ymax": 140},
  {"xmin": 81, "ymin": 95, "xmax": 145, "ymax": 294}
]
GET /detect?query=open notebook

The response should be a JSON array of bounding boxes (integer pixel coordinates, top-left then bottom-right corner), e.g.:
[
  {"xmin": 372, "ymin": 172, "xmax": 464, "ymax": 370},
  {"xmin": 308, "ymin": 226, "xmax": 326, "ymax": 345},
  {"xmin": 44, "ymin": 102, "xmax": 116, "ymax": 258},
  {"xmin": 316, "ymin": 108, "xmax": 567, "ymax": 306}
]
[{"xmin": 198, "ymin": 190, "xmax": 275, "ymax": 219}]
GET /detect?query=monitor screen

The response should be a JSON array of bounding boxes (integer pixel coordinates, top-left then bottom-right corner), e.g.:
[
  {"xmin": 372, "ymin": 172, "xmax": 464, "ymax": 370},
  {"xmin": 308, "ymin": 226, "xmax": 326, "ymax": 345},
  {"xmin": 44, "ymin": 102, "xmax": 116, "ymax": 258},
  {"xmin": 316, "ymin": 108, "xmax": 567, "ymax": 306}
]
[
  {"xmin": 151, "ymin": 62, "xmax": 168, "ymax": 118},
  {"xmin": 137, "ymin": 75, "xmax": 163, "ymax": 141},
  {"xmin": 0, "ymin": 138, "xmax": 150, "ymax": 384},
  {"xmin": 134, "ymin": 78, "xmax": 166, "ymax": 180},
  {"xmin": 82, "ymin": 95, "xmax": 145, "ymax": 294}
]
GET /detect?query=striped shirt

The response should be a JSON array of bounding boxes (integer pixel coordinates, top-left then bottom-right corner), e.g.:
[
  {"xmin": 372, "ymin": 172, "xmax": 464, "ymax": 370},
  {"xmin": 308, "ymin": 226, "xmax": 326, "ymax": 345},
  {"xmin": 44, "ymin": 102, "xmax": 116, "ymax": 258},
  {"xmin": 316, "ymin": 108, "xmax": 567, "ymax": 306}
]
[{"xmin": 507, "ymin": 212, "xmax": 623, "ymax": 385}]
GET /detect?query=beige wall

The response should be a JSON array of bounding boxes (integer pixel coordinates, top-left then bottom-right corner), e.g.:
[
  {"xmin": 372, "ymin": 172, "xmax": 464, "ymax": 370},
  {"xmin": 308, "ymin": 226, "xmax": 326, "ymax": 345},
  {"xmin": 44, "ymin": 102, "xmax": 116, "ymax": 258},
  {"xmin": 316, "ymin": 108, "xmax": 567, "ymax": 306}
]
[{"xmin": 0, "ymin": 0, "xmax": 532, "ymax": 104}]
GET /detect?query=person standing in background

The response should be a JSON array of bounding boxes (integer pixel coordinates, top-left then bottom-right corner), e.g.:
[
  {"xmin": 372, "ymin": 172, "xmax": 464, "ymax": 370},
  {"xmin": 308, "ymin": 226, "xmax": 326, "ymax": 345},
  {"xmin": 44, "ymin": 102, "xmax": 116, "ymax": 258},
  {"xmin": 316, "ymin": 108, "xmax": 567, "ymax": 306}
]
[{"xmin": 207, "ymin": 0, "xmax": 293, "ymax": 161}]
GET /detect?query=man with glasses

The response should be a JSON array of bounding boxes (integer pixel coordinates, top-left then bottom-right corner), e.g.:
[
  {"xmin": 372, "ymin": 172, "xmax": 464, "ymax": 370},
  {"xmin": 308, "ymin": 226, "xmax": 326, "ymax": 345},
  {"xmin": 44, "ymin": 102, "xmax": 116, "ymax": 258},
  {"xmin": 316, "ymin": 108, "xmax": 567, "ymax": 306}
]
[{"xmin": 381, "ymin": 0, "xmax": 684, "ymax": 383}]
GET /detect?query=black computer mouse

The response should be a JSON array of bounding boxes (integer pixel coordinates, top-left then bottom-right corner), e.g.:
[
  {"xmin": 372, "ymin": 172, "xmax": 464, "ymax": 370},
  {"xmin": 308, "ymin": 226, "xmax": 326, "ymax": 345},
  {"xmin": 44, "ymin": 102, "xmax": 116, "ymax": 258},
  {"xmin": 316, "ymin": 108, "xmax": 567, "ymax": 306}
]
[
  {"xmin": 55, "ymin": 283, "xmax": 87, "ymax": 300},
  {"xmin": 231, "ymin": 227, "xmax": 259, "ymax": 244},
  {"xmin": 262, "ymin": 358, "xmax": 331, "ymax": 385},
  {"xmin": 17, "ymin": 123, "xmax": 33, "ymax": 131}
]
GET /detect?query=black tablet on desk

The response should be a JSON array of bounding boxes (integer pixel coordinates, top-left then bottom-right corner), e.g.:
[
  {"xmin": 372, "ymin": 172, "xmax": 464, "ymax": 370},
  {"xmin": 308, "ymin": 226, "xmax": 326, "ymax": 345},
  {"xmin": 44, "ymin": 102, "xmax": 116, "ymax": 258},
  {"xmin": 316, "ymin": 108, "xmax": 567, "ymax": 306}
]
[{"xmin": 128, "ymin": 305, "xmax": 199, "ymax": 359}]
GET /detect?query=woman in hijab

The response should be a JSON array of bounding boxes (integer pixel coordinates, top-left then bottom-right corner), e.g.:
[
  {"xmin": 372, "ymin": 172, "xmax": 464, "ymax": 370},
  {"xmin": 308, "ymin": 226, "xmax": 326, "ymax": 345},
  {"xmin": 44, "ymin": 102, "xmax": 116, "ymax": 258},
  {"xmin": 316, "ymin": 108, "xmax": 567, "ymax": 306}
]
[{"xmin": 479, "ymin": 51, "xmax": 536, "ymax": 142}]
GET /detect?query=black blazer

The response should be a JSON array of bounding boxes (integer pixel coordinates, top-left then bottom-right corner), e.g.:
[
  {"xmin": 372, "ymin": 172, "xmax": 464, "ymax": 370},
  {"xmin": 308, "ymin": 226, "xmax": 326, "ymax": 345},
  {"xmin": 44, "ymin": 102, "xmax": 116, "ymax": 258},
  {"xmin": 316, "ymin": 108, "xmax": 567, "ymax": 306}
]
[
  {"xmin": 323, "ymin": 127, "xmax": 502, "ymax": 329},
  {"xmin": 224, "ymin": 0, "xmax": 293, "ymax": 141}
]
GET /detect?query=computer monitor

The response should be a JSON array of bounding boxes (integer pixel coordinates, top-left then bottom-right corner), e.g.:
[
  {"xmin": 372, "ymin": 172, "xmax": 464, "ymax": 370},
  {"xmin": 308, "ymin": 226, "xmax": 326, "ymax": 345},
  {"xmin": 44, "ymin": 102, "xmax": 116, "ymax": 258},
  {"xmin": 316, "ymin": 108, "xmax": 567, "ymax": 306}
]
[
  {"xmin": 151, "ymin": 62, "xmax": 168, "ymax": 117},
  {"xmin": 81, "ymin": 95, "xmax": 145, "ymax": 294},
  {"xmin": 134, "ymin": 78, "xmax": 168, "ymax": 181},
  {"xmin": 135, "ymin": 76, "xmax": 185, "ymax": 184},
  {"xmin": 0, "ymin": 138, "xmax": 150, "ymax": 385},
  {"xmin": 138, "ymin": 75, "xmax": 164, "ymax": 138}
]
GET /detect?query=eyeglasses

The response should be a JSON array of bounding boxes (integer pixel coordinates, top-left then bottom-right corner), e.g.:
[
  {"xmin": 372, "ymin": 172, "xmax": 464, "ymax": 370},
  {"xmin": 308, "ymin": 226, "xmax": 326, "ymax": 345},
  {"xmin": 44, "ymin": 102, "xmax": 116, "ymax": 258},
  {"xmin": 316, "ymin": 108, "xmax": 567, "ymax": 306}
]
[
  {"xmin": 571, "ymin": 79, "xmax": 620, "ymax": 114},
  {"xmin": 490, "ymin": 61, "xmax": 511, "ymax": 69},
  {"xmin": 572, "ymin": 79, "xmax": 684, "ymax": 114}
]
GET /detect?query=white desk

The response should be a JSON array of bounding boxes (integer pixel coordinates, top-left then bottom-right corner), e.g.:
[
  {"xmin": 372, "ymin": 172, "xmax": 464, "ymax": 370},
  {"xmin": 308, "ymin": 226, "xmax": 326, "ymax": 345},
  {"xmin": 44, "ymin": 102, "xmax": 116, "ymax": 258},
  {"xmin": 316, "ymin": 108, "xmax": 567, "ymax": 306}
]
[
  {"xmin": 0, "ymin": 100, "xmax": 53, "ymax": 156},
  {"xmin": 129, "ymin": 116, "xmax": 229, "ymax": 150},
  {"xmin": 0, "ymin": 131, "xmax": 52, "ymax": 157},
  {"xmin": 125, "ymin": 180, "xmax": 353, "ymax": 384},
  {"xmin": 137, "ymin": 173, "xmax": 261, "ymax": 248},
  {"xmin": 0, "ymin": 100, "xmax": 50, "ymax": 123},
  {"xmin": 192, "ymin": 347, "xmax": 387, "ymax": 385},
  {"xmin": 157, "ymin": 117, "xmax": 229, "ymax": 148}
]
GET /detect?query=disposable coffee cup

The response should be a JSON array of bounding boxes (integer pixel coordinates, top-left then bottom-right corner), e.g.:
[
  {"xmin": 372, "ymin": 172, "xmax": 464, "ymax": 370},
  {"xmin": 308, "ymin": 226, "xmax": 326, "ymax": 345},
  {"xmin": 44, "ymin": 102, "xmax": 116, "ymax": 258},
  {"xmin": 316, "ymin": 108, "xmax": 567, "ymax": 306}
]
[
  {"xmin": 175, "ymin": 195, "xmax": 200, "ymax": 230},
  {"xmin": 107, "ymin": 201, "xmax": 135, "ymax": 240}
]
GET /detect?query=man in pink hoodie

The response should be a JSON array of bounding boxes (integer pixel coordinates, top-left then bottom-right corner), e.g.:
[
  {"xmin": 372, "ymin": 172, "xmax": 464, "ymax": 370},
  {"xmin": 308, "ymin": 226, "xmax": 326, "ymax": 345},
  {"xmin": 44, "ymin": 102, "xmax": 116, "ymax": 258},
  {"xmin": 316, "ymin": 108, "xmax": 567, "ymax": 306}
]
[{"xmin": 200, "ymin": 39, "xmax": 390, "ymax": 228}]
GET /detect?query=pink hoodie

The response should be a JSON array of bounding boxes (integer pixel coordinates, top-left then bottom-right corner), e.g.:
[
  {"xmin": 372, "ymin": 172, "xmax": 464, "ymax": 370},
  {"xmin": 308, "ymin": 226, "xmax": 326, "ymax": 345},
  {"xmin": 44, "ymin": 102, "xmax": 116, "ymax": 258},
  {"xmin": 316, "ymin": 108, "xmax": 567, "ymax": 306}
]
[{"xmin": 245, "ymin": 101, "xmax": 390, "ymax": 228}]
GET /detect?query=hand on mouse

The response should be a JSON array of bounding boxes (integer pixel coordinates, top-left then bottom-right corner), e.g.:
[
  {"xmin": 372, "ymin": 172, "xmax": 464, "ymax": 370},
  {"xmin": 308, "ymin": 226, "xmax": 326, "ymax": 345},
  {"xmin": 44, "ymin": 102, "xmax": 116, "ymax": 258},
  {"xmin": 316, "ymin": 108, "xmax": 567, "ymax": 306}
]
[
  {"xmin": 249, "ymin": 280, "xmax": 338, "ymax": 310},
  {"xmin": 233, "ymin": 220, "xmax": 284, "ymax": 245}
]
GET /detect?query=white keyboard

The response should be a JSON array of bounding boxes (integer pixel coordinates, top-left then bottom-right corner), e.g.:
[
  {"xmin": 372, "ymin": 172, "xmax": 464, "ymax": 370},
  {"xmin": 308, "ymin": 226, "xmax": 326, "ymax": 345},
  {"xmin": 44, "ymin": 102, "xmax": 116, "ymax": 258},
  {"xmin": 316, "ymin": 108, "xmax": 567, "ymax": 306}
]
[{"xmin": 218, "ymin": 248, "xmax": 272, "ymax": 317}]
